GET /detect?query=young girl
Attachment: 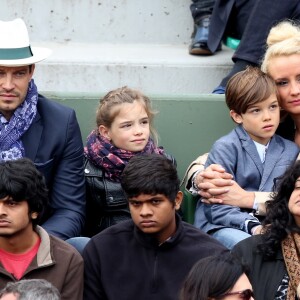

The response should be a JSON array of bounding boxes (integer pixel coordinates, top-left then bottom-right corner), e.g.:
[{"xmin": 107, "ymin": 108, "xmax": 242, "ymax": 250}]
[{"xmin": 83, "ymin": 86, "xmax": 175, "ymax": 237}]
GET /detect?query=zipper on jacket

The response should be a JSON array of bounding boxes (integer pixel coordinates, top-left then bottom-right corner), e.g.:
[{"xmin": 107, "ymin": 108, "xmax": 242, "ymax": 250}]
[{"xmin": 150, "ymin": 250, "xmax": 159, "ymax": 293}]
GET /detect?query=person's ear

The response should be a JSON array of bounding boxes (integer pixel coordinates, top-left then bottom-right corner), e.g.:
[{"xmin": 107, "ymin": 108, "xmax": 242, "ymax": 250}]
[
  {"xmin": 98, "ymin": 125, "xmax": 111, "ymax": 140},
  {"xmin": 31, "ymin": 212, "xmax": 38, "ymax": 219},
  {"xmin": 230, "ymin": 110, "xmax": 243, "ymax": 124},
  {"xmin": 29, "ymin": 64, "xmax": 35, "ymax": 79},
  {"xmin": 174, "ymin": 191, "xmax": 183, "ymax": 210}
]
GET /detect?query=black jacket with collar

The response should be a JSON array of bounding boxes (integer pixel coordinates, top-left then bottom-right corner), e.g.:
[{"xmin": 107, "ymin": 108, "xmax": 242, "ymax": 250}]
[
  {"xmin": 83, "ymin": 158, "xmax": 131, "ymax": 237},
  {"xmin": 22, "ymin": 94, "xmax": 85, "ymax": 240},
  {"xmin": 232, "ymin": 235, "xmax": 286, "ymax": 300},
  {"xmin": 83, "ymin": 216, "xmax": 227, "ymax": 300}
]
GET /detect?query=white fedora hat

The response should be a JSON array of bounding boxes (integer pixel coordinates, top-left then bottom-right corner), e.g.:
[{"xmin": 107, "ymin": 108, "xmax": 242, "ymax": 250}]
[{"xmin": 0, "ymin": 18, "xmax": 52, "ymax": 66}]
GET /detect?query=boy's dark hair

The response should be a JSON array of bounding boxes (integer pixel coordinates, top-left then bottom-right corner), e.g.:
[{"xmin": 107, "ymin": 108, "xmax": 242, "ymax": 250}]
[
  {"xmin": 225, "ymin": 66, "xmax": 278, "ymax": 115},
  {"xmin": 121, "ymin": 154, "xmax": 179, "ymax": 202},
  {"xmin": 0, "ymin": 158, "xmax": 48, "ymax": 226}
]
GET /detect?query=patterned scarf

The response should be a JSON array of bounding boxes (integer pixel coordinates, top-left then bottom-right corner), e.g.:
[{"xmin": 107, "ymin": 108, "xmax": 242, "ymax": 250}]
[
  {"xmin": 281, "ymin": 232, "xmax": 300, "ymax": 300},
  {"xmin": 84, "ymin": 130, "xmax": 164, "ymax": 181},
  {"xmin": 0, "ymin": 79, "xmax": 38, "ymax": 161}
]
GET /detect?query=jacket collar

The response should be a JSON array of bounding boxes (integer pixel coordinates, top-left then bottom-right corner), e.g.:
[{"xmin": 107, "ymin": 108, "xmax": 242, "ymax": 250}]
[
  {"xmin": 22, "ymin": 102, "xmax": 42, "ymax": 161},
  {"xmin": 134, "ymin": 214, "xmax": 185, "ymax": 249},
  {"xmin": 35, "ymin": 225, "xmax": 54, "ymax": 267},
  {"xmin": 0, "ymin": 226, "xmax": 54, "ymax": 279},
  {"xmin": 235, "ymin": 124, "xmax": 286, "ymax": 189}
]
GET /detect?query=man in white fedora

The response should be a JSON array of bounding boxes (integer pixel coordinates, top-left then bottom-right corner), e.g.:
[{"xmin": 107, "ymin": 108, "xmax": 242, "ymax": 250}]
[{"xmin": 0, "ymin": 18, "xmax": 85, "ymax": 241}]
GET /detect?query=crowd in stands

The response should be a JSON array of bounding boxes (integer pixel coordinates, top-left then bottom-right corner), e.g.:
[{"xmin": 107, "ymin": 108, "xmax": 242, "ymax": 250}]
[{"xmin": 2, "ymin": 2, "xmax": 300, "ymax": 298}]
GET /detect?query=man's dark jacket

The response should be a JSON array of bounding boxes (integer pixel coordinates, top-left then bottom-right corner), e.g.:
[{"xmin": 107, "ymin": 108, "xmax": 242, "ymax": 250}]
[
  {"xmin": 22, "ymin": 94, "xmax": 85, "ymax": 240},
  {"xmin": 232, "ymin": 235, "xmax": 286, "ymax": 300}
]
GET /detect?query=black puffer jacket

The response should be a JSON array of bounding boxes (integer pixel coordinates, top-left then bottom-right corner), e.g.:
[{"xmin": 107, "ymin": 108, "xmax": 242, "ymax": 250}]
[{"xmin": 83, "ymin": 153, "xmax": 176, "ymax": 237}]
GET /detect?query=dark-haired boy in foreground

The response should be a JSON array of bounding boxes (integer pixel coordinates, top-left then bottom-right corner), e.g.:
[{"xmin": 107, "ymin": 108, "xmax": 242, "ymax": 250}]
[
  {"xmin": 83, "ymin": 154, "xmax": 226, "ymax": 300},
  {"xmin": 0, "ymin": 158, "xmax": 83, "ymax": 300}
]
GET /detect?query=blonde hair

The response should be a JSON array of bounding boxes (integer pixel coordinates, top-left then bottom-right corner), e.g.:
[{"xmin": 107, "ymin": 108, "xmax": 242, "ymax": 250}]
[
  {"xmin": 96, "ymin": 86, "xmax": 158, "ymax": 144},
  {"xmin": 261, "ymin": 20, "xmax": 300, "ymax": 73}
]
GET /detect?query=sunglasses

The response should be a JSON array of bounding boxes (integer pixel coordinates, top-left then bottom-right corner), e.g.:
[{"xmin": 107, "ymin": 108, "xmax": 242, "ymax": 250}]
[{"xmin": 216, "ymin": 289, "xmax": 254, "ymax": 299}]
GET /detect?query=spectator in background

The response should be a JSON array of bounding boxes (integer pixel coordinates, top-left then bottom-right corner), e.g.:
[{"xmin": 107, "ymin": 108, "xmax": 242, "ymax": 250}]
[
  {"xmin": 0, "ymin": 279, "xmax": 60, "ymax": 300},
  {"xmin": 210, "ymin": 0, "xmax": 300, "ymax": 93},
  {"xmin": 189, "ymin": 0, "xmax": 216, "ymax": 55},
  {"xmin": 189, "ymin": 0, "xmax": 300, "ymax": 94},
  {"xmin": 0, "ymin": 18, "xmax": 85, "ymax": 240},
  {"xmin": 189, "ymin": 0, "xmax": 255, "ymax": 56}
]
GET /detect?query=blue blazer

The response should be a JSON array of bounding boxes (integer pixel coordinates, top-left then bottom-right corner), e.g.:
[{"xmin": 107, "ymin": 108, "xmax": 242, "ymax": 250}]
[
  {"xmin": 194, "ymin": 125, "xmax": 299, "ymax": 233},
  {"xmin": 22, "ymin": 94, "xmax": 85, "ymax": 240}
]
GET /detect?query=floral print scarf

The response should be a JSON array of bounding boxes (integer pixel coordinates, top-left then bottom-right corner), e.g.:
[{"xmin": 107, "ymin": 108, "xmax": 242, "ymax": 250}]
[
  {"xmin": 0, "ymin": 79, "xmax": 38, "ymax": 161},
  {"xmin": 84, "ymin": 130, "xmax": 164, "ymax": 181}
]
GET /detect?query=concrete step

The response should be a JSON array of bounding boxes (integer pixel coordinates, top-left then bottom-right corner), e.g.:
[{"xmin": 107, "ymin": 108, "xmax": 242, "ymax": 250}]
[
  {"xmin": 3, "ymin": 0, "xmax": 194, "ymax": 45},
  {"xmin": 3, "ymin": 0, "xmax": 234, "ymax": 95},
  {"xmin": 34, "ymin": 42, "xmax": 234, "ymax": 95}
]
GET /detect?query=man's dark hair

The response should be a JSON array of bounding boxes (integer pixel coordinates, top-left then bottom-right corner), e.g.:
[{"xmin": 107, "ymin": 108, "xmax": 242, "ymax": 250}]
[
  {"xmin": 0, "ymin": 158, "xmax": 48, "ymax": 226},
  {"xmin": 121, "ymin": 154, "xmax": 179, "ymax": 202}
]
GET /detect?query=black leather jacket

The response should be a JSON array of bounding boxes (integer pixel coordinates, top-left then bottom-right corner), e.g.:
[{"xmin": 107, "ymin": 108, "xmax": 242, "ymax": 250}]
[
  {"xmin": 83, "ymin": 158, "xmax": 130, "ymax": 237},
  {"xmin": 83, "ymin": 154, "xmax": 176, "ymax": 237}
]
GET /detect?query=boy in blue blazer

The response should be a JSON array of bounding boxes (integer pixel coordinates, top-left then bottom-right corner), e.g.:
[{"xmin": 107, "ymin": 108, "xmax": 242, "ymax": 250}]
[{"xmin": 194, "ymin": 67, "xmax": 299, "ymax": 249}]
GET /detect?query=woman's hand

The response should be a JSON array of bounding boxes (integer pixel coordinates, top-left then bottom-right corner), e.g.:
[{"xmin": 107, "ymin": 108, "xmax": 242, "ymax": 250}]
[{"xmin": 252, "ymin": 225, "xmax": 263, "ymax": 235}]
